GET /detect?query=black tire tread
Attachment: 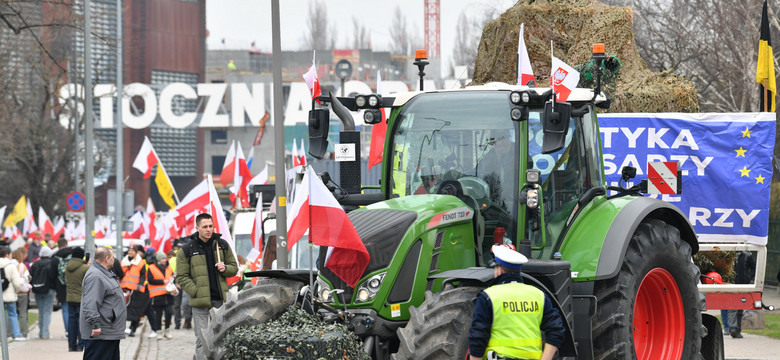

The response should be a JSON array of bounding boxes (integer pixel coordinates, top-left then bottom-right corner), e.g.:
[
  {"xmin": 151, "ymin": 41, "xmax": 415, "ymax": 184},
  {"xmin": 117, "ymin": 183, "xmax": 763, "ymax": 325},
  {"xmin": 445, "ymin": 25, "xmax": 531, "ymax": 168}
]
[
  {"xmin": 392, "ymin": 287, "xmax": 482, "ymax": 360},
  {"xmin": 200, "ymin": 278, "xmax": 303, "ymax": 360},
  {"xmin": 592, "ymin": 218, "xmax": 701, "ymax": 360}
]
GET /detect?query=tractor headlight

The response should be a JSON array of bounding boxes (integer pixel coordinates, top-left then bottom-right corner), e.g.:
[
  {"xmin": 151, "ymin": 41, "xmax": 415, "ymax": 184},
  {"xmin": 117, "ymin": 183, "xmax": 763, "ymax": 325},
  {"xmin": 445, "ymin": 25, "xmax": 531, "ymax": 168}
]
[
  {"xmin": 355, "ymin": 272, "xmax": 386, "ymax": 303},
  {"xmin": 367, "ymin": 94, "xmax": 379, "ymax": 107},
  {"xmin": 357, "ymin": 289, "xmax": 371, "ymax": 302},
  {"xmin": 526, "ymin": 188, "xmax": 539, "ymax": 209},
  {"xmin": 510, "ymin": 91, "xmax": 522, "ymax": 104},
  {"xmin": 355, "ymin": 95, "xmax": 366, "ymax": 108},
  {"xmin": 316, "ymin": 278, "xmax": 334, "ymax": 302}
]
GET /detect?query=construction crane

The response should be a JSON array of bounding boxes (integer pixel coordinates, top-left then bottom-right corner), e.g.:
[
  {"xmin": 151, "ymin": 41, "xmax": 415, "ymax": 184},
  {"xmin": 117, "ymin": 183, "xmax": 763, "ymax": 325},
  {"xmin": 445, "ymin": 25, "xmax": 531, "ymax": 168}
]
[{"xmin": 424, "ymin": 0, "xmax": 440, "ymax": 58}]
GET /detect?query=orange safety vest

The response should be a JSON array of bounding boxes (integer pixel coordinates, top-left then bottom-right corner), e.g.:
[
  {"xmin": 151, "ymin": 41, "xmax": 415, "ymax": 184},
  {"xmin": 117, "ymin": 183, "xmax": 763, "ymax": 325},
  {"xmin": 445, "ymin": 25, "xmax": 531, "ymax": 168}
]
[
  {"xmin": 147, "ymin": 263, "xmax": 173, "ymax": 298},
  {"xmin": 121, "ymin": 261, "xmax": 146, "ymax": 292}
]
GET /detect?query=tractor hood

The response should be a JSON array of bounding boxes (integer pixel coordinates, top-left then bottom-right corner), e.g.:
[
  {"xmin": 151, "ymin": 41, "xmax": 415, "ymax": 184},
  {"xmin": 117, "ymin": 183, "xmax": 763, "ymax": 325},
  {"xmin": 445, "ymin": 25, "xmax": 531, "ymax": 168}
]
[{"xmin": 317, "ymin": 194, "xmax": 476, "ymax": 303}]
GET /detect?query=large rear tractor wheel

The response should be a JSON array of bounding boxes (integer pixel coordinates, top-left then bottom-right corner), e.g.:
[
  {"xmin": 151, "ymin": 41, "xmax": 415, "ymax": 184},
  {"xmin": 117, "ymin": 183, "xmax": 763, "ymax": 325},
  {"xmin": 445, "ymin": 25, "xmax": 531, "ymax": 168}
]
[
  {"xmin": 392, "ymin": 286, "xmax": 482, "ymax": 360},
  {"xmin": 593, "ymin": 219, "xmax": 701, "ymax": 360},
  {"xmin": 201, "ymin": 278, "xmax": 303, "ymax": 360}
]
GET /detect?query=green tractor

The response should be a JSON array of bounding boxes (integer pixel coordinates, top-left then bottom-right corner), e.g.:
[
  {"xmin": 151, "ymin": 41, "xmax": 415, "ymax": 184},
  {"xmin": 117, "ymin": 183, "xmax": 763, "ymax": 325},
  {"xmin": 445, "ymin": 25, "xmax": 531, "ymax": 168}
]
[{"xmin": 202, "ymin": 48, "xmax": 717, "ymax": 360}]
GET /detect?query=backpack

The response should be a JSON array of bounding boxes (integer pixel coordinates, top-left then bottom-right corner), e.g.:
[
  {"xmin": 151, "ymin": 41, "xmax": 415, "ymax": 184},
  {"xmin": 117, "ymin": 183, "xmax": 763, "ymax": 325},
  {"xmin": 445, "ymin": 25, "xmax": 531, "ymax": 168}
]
[
  {"xmin": 30, "ymin": 258, "xmax": 53, "ymax": 294},
  {"xmin": 57, "ymin": 254, "xmax": 71, "ymax": 285},
  {"xmin": 0, "ymin": 266, "xmax": 8, "ymax": 291}
]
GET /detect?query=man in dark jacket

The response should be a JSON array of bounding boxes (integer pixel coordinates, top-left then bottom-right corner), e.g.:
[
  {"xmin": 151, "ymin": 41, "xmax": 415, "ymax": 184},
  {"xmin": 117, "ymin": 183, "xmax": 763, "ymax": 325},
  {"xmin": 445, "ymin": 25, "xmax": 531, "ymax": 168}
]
[
  {"xmin": 65, "ymin": 247, "xmax": 90, "ymax": 352},
  {"xmin": 80, "ymin": 246, "xmax": 126, "ymax": 360},
  {"xmin": 53, "ymin": 238, "xmax": 72, "ymax": 336},
  {"xmin": 469, "ymin": 245, "xmax": 565, "ymax": 360},
  {"xmin": 30, "ymin": 246, "xmax": 59, "ymax": 339},
  {"xmin": 176, "ymin": 213, "xmax": 238, "ymax": 359}
]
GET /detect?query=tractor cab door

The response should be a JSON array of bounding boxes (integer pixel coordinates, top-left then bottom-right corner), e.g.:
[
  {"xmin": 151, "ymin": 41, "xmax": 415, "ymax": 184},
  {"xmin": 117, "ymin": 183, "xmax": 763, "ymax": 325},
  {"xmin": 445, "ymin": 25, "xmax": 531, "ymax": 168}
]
[{"xmin": 524, "ymin": 105, "xmax": 604, "ymax": 258}]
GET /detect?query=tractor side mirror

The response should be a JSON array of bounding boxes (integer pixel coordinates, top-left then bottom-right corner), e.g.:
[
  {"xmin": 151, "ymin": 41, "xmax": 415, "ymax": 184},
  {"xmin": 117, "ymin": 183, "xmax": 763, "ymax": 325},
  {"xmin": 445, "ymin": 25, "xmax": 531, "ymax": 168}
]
[
  {"xmin": 541, "ymin": 101, "xmax": 571, "ymax": 154},
  {"xmin": 308, "ymin": 108, "xmax": 330, "ymax": 159}
]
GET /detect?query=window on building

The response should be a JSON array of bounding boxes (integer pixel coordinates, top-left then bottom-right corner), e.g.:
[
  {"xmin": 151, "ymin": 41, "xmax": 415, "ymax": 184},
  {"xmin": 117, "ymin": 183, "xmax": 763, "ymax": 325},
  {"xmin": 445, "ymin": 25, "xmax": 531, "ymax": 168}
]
[
  {"xmin": 212, "ymin": 156, "xmax": 226, "ymax": 175},
  {"xmin": 211, "ymin": 130, "xmax": 227, "ymax": 144}
]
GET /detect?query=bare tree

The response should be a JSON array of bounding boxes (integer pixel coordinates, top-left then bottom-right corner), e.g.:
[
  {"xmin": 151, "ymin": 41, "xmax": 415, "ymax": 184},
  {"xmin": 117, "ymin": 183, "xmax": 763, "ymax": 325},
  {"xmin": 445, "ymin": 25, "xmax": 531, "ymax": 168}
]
[
  {"xmin": 451, "ymin": 6, "xmax": 501, "ymax": 78},
  {"xmin": 389, "ymin": 6, "xmax": 410, "ymax": 55},
  {"xmin": 603, "ymin": 0, "xmax": 775, "ymax": 112},
  {"xmin": 304, "ymin": 0, "xmax": 337, "ymax": 50},
  {"xmin": 0, "ymin": 0, "xmax": 112, "ymax": 217},
  {"xmin": 352, "ymin": 17, "xmax": 369, "ymax": 49}
]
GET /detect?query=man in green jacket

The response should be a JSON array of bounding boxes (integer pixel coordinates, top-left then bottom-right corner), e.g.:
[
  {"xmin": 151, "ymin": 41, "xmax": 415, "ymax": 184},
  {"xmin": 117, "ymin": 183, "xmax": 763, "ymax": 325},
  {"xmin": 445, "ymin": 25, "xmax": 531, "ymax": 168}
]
[
  {"xmin": 65, "ymin": 247, "xmax": 90, "ymax": 352},
  {"xmin": 176, "ymin": 213, "xmax": 238, "ymax": 359}
]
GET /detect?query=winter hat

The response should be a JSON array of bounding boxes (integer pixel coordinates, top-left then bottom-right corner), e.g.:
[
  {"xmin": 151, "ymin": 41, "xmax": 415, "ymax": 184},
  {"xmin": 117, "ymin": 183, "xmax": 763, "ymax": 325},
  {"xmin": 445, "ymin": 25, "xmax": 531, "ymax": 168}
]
[
  {"xmin": 72, "ymin": 246, "xmax": 85, "ymax": 260},
  {"xmin": 39, "ymin": 247, "xmax": 53, "ymax": 258},
  {"xmin": 155, "ymin": 252, "xmax": 166, "ymax": 262}
]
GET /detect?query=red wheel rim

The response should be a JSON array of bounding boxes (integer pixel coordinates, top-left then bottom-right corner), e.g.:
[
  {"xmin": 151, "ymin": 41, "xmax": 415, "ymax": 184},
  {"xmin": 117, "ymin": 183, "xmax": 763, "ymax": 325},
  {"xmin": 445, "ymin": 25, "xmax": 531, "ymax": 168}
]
[{"xmin": 633, "ymin": 268, "xmax": 685, "ymax": 360}]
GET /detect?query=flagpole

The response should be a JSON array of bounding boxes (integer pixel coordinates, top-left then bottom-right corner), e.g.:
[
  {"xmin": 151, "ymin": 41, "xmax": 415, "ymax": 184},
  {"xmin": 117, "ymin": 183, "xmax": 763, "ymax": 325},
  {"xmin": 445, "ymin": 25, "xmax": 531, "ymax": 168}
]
[
  {"xmin": 550, "ymin": 40, "xmax": 555, "ymax": 112},
  {"xmin": 307, "ymin": 165, "xmax": 314, "ymax": 291}
]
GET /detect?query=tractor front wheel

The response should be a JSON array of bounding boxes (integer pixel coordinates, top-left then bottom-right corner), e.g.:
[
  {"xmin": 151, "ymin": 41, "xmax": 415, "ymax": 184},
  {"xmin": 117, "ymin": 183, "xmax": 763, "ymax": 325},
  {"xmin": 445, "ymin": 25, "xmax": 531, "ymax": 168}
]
[
  {"xmin": 392, "ymin": 286, "xmax": 482, "ymax": 360},
  {"xmin": 592, "ymin": 219, "xmax": 702, "ymax": 360},
  {"xmin": 200, "ymin": 278, "xmax": 303, "ymax": 360}
]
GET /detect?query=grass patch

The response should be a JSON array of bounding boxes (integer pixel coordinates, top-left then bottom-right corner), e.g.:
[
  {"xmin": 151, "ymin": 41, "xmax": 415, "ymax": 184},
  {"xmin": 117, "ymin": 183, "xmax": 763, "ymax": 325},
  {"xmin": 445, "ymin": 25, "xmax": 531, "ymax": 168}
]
[
  {"xmin": 718, "ymin": 313, "xmax": 780, "ymax": 340},
  {"xmin": 744, "ymin": 313, "xmax": 780, "ymax": 339},
  {"xmin": 28, "ymin": 312, "xmax": 37, "ymax": 328}
]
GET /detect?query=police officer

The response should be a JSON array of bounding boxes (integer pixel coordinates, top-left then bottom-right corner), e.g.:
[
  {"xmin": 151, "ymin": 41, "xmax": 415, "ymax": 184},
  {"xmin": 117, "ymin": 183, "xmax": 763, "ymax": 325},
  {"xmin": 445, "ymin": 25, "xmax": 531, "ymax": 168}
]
[{"xmin": 469, "ymin": 245, "xmax": 565, "ymax": 360}]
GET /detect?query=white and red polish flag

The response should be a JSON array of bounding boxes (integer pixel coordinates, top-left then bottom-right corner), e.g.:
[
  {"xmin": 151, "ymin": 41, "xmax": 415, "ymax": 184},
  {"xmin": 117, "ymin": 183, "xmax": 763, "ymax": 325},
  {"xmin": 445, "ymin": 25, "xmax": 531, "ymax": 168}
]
[
  {"xmin": 172, "ymin": 179, "xmax": 210, "ymax": 229},
  {"xmin": 517, "ymin": 23, "xmax": 535, "ymax": 86},
  {"xmin": 52, "ymin": 217, "xmax": 65, "ymax": 240},
  {"xmin": 219, "ymin": 141, "xmax": 237, "ymax": 187},
  {"xmin": 38, "ymin": 207, "xmax": 54, "ymax": 237},
  {"xmin": 144, "ymin": 198, "xmax": 157, "ymax": 245},
  {"xmin": 250, "ymin": 197, "xmax": 263, "ymax": 252},
  {"xmin": 292, "ymin": 139, "xmax": 301, "ymax": 167},
  {"xmin": 302, "ymin": 51, "xmax": 321, "ymax": 104},
  {"xmin": 132, "ymin": 136, "xmax": 160, "ymax": 179},
  {"xmin": 229, "ymin": 142, "xmax": 253, "ymax": 208},
  {"xmin": 207, "ymin": 174, "xmax": 236, "ymax": 259},
  {"xmin": 248, "ymin": 163, "xmax": 269, "ymax": 187},
  {"xmin": 368, "ymin": 70, "xmax": 387, "ymax": 171},
  {"xmin": 550, "ymin": 54, "xmax": 580, "ymax": 102},
  {"xmin": 23, "ymin": 199, "xmax": 36, "ymax": 236},
  {"xmin": 298, "ymin": 140, "xmax": 307, "ymax": 166},
  {"xmin": 287, "ymin": 166, "xmax": 369, "ymax": 288}
]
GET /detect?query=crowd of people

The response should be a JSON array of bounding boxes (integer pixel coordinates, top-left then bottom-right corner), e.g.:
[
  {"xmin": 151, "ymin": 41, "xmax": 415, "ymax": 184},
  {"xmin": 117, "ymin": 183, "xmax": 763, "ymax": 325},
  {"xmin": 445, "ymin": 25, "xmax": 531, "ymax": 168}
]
[{"xmin": 0, "ymin": 222, "xmax": 245, "ymax": 359}]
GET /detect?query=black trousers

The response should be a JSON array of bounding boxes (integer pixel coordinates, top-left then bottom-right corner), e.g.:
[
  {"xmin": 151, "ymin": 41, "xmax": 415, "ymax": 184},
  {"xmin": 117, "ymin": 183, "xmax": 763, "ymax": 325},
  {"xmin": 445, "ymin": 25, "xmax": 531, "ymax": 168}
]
[
  {"xmin": 83, "ymin": 339, "xmax": 120, "ymax": 360},
  {"xmin": 151, "ymin": 304, "xmax": 174, "ymax": 331}
]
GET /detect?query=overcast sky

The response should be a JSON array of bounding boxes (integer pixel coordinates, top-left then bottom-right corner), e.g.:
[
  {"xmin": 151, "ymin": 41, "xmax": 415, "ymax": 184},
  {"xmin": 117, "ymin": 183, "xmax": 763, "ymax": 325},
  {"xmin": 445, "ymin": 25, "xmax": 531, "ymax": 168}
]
[{"xmin": 206, "ymin": 0, "xmax": 517, "ymax": 77}]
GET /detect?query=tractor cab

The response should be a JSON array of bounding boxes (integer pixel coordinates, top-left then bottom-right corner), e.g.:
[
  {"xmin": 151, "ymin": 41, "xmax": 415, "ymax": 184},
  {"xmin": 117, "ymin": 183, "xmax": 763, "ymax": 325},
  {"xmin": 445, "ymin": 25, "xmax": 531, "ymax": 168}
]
[{"xmin": 379, "ymin": 85, "xmax": 608, "ymax": 263}]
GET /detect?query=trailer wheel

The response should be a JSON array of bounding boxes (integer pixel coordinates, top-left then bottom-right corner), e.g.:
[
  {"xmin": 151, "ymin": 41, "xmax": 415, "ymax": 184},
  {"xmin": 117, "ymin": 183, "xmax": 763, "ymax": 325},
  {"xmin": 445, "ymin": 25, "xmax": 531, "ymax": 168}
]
[
  {"xmin": 701, "ymin": 314, "xmax": 725, "ymax": 360},
  {"xmin": 592, "ymin": 219, "xmax": 702, "ymax": 360},
  {"xmin": 392, "ymin": 286, "xmax": 482, "ymax": 360},
  {"xmin": 201, "ymin": 278, "xmax": 303, "ymax": 360}
]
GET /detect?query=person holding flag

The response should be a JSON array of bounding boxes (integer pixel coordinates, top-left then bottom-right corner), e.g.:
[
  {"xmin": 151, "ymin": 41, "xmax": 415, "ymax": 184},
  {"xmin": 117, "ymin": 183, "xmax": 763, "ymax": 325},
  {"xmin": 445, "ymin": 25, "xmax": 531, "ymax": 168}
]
[{"xmin": 175, "ymin": 212, "xmax": 237, "ymax": 359}]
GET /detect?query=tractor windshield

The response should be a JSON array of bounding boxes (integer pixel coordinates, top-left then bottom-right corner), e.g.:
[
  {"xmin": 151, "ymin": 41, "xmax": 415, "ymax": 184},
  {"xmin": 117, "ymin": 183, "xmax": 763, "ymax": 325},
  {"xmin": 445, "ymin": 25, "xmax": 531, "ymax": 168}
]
[{"xmin": 389, "ymin": 91, "xmax": 518, "ymax": 242}]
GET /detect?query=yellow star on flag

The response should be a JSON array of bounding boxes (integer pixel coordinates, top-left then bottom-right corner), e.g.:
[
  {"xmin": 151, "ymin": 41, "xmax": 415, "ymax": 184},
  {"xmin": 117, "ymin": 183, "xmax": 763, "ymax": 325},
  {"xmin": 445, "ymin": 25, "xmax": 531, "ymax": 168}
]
[
  {"xmin": 741, "ymin": 126, "xmax": 752, "ymax": 138},
  {"xmin": 735, "ymin": 147, "xmax": 747, "ymax": 157},
  {"xmin": 739, "ymin": 166, "xmax": 750, "ymax": 177},
  {"xmin": 756, "ymin": 174, "xmax": 765, "ymax": 184}
]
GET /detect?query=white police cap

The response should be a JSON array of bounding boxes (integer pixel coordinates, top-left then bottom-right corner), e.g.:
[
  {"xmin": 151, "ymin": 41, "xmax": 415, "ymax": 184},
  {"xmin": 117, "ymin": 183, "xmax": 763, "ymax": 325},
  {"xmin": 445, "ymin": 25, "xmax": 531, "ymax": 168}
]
[{"xmin": 491, "ymin": 244, "xmax": 528, "ymax": 270}]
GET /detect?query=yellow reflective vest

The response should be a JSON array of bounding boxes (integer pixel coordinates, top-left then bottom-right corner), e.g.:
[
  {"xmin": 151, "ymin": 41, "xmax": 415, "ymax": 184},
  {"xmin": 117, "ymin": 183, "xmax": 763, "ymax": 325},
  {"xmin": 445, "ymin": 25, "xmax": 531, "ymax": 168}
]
[{"xmin": 483, "ymin": 282, "xmax": 545, "ymax": 360}]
